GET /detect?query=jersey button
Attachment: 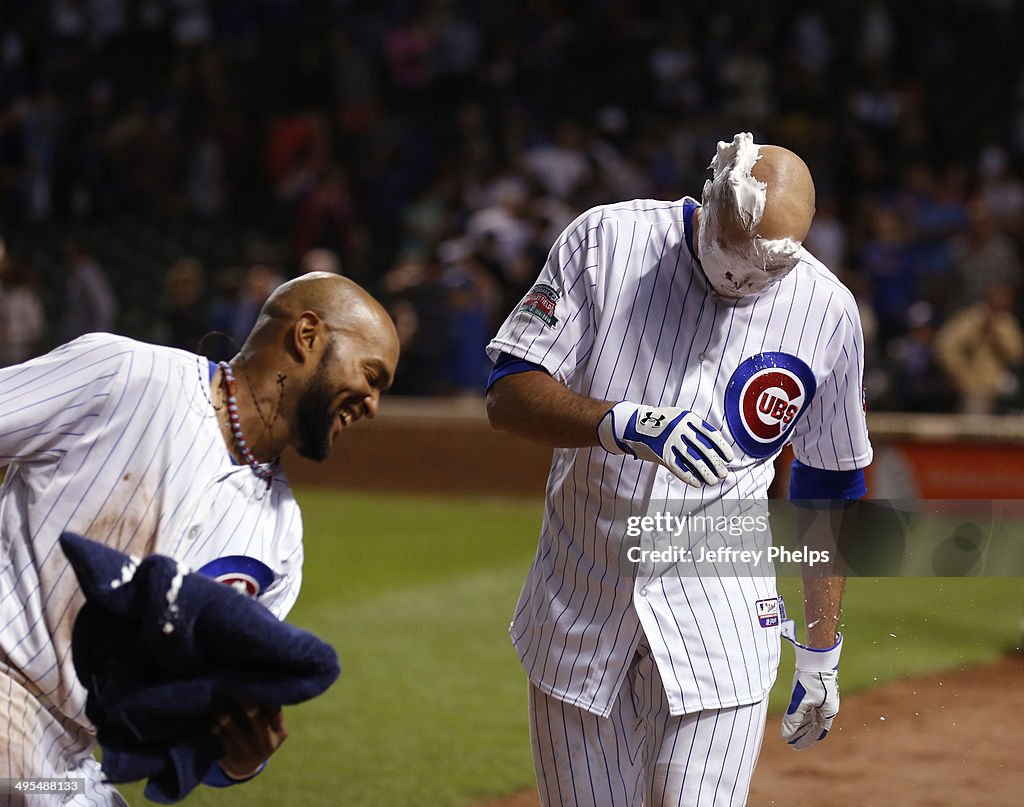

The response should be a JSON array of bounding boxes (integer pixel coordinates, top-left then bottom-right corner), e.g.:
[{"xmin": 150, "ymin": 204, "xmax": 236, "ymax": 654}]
[
  {"xmin": 638, "ymin": 587, "xmax": 648, "ymax": 597},
  {"xmin": 187, "ymin": 525, "xmax": 201, "ymax": 541},
  {"xmin": 699, "ymin": 352, "xmax": 708, "ymax": 362}
]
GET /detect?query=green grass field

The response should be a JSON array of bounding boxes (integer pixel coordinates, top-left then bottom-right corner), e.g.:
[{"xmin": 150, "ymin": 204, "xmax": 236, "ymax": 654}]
[{"xmin": 119, "ymin": 490, "xmax": 1024, "ymax": 806}]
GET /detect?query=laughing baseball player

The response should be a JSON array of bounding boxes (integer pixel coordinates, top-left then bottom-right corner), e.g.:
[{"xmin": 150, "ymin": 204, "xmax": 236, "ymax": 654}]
[
  {"xmin": 0, "ymin": 273, "xmax": 398, "ymax": 805},
  {"xmin": 486, "ymin": 133, "xmax": 872, "ymax": 806}
]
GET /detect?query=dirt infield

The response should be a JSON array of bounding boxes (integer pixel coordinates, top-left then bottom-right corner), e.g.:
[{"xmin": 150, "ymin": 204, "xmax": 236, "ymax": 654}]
[{"xmin": 478, "ymin": 654, "xmax": 1024, "ymax": 807}]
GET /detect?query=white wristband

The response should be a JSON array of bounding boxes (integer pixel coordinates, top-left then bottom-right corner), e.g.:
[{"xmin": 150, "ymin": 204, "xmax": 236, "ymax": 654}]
[
  {"xmin": 781, "ymin": 619, "xmax": 843, "ymax": 672},
  {"xmin": 596, "ymin": 402, "xmax": 634, "ymax": 455}
]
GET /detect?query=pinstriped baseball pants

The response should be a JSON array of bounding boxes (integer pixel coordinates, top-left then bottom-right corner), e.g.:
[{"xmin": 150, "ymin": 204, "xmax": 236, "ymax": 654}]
[{"xmin": 528, "ymin": 642, "xmax": 768, "ymax": 807}]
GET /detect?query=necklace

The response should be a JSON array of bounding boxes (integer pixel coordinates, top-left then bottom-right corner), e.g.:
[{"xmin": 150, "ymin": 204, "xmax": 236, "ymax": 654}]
[{"xmin": 218, "ymin": 361, "xmax": 275, "ymax": 484}]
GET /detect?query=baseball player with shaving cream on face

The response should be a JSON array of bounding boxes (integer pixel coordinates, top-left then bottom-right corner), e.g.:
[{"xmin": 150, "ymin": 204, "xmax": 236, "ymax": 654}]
[{"xmin": 487, "ymin": 132, "xmax": 871, "ymax": 806}]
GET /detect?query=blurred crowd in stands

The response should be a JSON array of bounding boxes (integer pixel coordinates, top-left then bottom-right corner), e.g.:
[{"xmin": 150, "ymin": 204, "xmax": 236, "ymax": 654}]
[{"xmin": 2, "ymin": 0, "xmax": 1024, "ymax": 413}]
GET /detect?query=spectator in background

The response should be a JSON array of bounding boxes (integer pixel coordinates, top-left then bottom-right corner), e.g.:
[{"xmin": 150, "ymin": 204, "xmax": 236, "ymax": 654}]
[
  {"xmin": 720, "ymin": 34, "xmax": 775, "ymax": 124},
  {"xmin": 885, "ymin": 301, "xmax": 955, "ymax": 412},
  {"xmin": 950, "ymin": 198, "xmax": 1022, "ymax": 304},
  {"xmin": 466, "ymin": 230, "xmax": 505, "ymax": 293},
  {"xmin": 445, "ymin": 269, "xmax": 491, "ymax": 396},
  {"xmin": 861, "ymin": 208, "xmax": 917, "ymax": 343},
  {"xmin": 328, "ymin": 28, "xmax": 381, "ymax": 135},
  {"xmin": 289, "ymin": 165, "xmax": 359, "ymax": 267},
  {"xmin": 185, "ymin": 129, "xmax": 226, "ymax": 219},
  {"xmin": 203, "ymin": 266, "xmax": 244, "ymax": 361},
  {"xmin": 230, "ymin": 261, "xmax": 283, "ymax": 349},
  {"xmin": 269, "ymin": 115, "xmax": 328, "ymax": 211},
  {"xmin": 401, "ymin": 176, "xmax": 457, "ymax": 256},
  {"xmin": 383, "ymin": 253, "xmax": 450, "ymax": 396},
  {"xmin": 860, "ymin": 0, "xmax": 895, "ymax": 66},
  {"xmin": 805, "ymin": 195, "xmax": 847, "ymax": 273},
  {"xmin": 935, "ymin": 282, "xmax": 1024, "ymax": 414},
  {"xmin": 159, "ymin": 257, "xmax": 208, "ymax": 352},
  {"xmin": 648, "ymin": 29, "xmax": 700, "ymax": 112},
  {"xmin": 901, "ymin": 163, "xmax": 969, "ymax": 310},
  {"xmin": 300, "ymin": 248, "xmax": 342, "ymax": 275},
  {"xmin": 0, "ymin": 243, "xmax": 45, "ymax": 366},
  {"xmin": 464, "ymin": 178, "xmax": 531, "ymax": 275},
  {"xmin": 21, "ymin": 90, "xmax": 61, "ymax": 222},
  {"xmin": 383, "ymin": 12, "xmax": 434, "ymax": 96},
  {"xmin": 977, "ymin": 145, "xmax": 1024, "ymax": 236},
  {"xmin": 521, "ymin": 119, "xmax": 590, "ymax": 202},
  {"xmin": 63, "ymin": 242, "xmax": 117, "ymax": 340}
]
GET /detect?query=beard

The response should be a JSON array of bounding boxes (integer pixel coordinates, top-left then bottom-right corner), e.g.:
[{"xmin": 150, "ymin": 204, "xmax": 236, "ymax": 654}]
[{"xmin": 295, "ymin": 347, "xmax": 339, "ymax": 462}]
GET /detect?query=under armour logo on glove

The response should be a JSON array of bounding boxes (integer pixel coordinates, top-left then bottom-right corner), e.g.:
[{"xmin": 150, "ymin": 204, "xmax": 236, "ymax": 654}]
[
  {"xmin": 637, "ymin": 411, "xmax": 667, "ymax": 432},
  {"xmin": 597, "ymin": 402, "xmax": 734, "ymax": 487}
]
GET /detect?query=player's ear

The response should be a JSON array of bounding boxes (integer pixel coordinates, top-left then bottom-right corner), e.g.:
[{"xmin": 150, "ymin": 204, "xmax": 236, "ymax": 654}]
[{"xmin": 291, "ymin": 312, "xmax": 323, "ymax": 363}]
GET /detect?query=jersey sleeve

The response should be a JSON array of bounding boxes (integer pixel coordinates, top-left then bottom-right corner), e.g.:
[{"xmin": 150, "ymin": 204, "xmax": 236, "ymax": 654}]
[
  {"xmin": 0, "ymin": 334, "xmax": 127, "ymax": 465},
  {"xmin": 255, "ymin": 496, "xmax": 304, "ymax": 621},
  {"xmin": 258, "ymin": 545, "xmax": 303, "ymax": 621},
  {"xmin": 486, "ymin": 210, "xmax": 597, "ymax": 387},
  {"xmin": 789, "ymin": 305, "xmax": 873, "ymax": 472}
]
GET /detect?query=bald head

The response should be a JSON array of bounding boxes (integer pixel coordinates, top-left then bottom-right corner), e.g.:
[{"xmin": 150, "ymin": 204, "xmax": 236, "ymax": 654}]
[
  {"xmin": 750, "ymin": 145, "xmax": 816, "ymax": 243},
  {"xmin": 697, "ymin": 133, "xmax": 813, "ymax": 298},
  {"xmin": 244, "ymin": 272, "xmax": 396, "ymax": 354}
]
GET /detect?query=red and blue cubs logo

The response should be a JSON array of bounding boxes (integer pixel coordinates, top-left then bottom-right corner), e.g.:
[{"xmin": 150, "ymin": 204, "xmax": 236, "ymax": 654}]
[
  {"xmin": 197, "ymin": 555, "xmax": 276, "ymax": 598},
  {"xmin": 725, "ymin": 353, "xmax": 816, "ymax": 458}
]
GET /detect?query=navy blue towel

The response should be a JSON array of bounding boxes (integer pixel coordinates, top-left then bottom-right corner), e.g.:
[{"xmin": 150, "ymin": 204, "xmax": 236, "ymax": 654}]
[{"xmin": 59, "ymin": 532, "xmax": 340, "ymax": 804}]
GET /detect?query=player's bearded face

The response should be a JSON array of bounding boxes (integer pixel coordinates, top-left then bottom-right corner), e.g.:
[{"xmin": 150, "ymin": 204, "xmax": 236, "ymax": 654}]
[{"xmin": 295, "ymin": 342, "xmax": 340, "ymax": 462}]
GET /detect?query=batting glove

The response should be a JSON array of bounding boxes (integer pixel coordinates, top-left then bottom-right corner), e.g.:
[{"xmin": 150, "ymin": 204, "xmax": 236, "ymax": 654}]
[
  {"xmin": 597, "ymin": 402, "xmax": 734, "ymax": 487},
  {"xmin": 780, "ymin": 616, "xmax": 842, "ymax": 751}
]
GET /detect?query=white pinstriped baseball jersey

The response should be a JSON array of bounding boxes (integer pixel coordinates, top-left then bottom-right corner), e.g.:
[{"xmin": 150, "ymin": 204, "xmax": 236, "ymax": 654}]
[
  {"xmin": 487, "ymin": 197, "xmax": 872, "ymax": 719},
  {"xmin": 0, "ymin": 333, "xmax": 302, "ymax": 790}
]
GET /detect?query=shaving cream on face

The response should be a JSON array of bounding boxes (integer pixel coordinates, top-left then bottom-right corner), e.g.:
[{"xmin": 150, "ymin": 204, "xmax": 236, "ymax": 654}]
[{"xmin": 697, "ymin": 132, "xmax": 803, "ymax": 298}]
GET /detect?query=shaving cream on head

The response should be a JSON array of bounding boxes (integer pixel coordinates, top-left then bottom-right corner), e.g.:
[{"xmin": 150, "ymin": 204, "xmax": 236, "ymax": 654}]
[
  {"xmin": 698, "ymin": 132, "xmax": 804, "ymax": 298},
  {"xmin": 707, "ymin": 132, "xmax": 766, "ymax": 231}
]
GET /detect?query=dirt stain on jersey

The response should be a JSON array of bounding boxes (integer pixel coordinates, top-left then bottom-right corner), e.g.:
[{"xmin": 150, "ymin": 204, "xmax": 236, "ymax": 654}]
[{"xmin": 38, "ymin": 476, "xmax": 163, "ymax": 710}]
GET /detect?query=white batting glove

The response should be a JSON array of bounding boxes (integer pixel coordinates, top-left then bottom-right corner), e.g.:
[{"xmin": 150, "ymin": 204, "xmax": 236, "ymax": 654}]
[
  {"xmin": 597, "ymin": 402, "xmax": 734, "ymax": 487},
  {"xmin": 780, "ymin": 617, "xmax": 842, "ymax": 750}
]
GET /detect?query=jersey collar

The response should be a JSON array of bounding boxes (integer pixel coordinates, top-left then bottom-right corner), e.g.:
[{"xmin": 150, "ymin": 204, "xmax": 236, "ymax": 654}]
[{"xmin": 683, "ymin": 197, "xmax": 700, "ymax": 264}]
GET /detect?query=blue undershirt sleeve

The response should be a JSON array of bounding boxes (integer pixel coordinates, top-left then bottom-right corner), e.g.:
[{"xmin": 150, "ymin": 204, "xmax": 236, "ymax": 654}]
[
  {"xmin": 486, "ymin": 352, "xmax": 550, "ymax": 391},
  {"xmin": 203, "ymin": 762, "xmax": 266, "ymax": 788},
  {"xmin": 789, "ymin": 460, "xmax": 867, "ymax": 501}
]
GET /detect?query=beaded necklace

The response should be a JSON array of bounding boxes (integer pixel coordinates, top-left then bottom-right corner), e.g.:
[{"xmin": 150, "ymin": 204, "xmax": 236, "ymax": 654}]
[{"xmin": 218, "ymin": 361, "xmax": 275, "ymax": 484}]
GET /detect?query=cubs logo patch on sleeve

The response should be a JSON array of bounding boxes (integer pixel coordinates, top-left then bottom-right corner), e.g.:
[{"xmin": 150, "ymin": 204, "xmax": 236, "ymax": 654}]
[
  {"xmin": 518, "ymin": 283, "xmax": 560, "ymax": 327},
  {"xmin": 197, "ymin": 555, "xmax": 276, "ymax": 597},
  {"xmin": 725, "ymin": 352, "xmax": 817, "ymax": 458}
]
